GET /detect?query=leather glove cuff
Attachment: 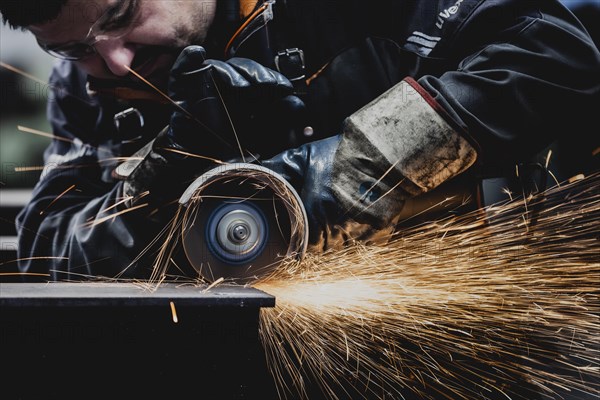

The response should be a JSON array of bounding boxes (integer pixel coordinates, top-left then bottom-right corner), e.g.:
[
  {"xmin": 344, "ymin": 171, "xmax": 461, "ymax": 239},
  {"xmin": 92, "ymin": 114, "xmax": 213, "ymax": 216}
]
[{"xmin": 332, "ymin": 78, "xmax": 478, "ymax": 218}]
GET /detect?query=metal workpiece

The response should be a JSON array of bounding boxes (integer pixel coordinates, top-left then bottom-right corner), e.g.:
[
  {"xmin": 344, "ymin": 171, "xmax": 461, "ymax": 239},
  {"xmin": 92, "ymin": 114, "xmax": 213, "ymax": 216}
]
[
  {"xmin": 0, "ymin": 281, "xmax": 275, "ymax": 308},
  {"xmin": 1, "ymin": 282, "xmax": 279, "ymax": 399}
]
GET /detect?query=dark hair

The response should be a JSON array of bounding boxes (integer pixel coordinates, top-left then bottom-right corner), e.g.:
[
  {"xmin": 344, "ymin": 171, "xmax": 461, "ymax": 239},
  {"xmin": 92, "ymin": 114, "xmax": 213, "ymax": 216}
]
[{"xmin": 0, "ymin": 0, "xmax": 68, "ymax": 29}]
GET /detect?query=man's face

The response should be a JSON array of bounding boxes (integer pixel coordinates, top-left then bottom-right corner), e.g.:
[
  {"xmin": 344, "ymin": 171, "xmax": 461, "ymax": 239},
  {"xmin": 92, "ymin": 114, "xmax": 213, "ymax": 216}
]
[{"xmin": 28, "ymin": 0, "xmax": 217, "ymax": 86}]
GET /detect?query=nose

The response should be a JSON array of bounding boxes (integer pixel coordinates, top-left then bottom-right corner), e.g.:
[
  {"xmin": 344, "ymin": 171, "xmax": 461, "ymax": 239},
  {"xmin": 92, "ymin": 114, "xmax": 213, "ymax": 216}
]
[{"xmin": 94, "ymin": 39, "xmax": 136, "ymax": 77}]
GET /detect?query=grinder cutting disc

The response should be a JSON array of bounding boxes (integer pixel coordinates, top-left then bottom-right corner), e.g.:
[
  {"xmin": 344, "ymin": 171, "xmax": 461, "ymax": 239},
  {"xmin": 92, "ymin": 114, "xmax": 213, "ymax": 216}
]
[{"xmin": 179, "ymin": 163, "xmax": 309, "ymax": 283}]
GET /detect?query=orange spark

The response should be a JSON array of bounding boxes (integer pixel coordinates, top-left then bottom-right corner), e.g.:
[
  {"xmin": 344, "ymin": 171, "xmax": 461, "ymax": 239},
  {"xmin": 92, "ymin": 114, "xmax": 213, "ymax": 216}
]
[
  {"xmin": 40, "ymin": 184, "xmax": 76, "ymax": 215},
  {"xmin": 0, "ymin": 61, "xmax": 48, "ymax": 85},
  {"xmin": 81, "ymin": 203, "xmax": 149, "ymax": 228},
  {"xmin": 0, "ymin": 256, "xmax": 69, "ymax": 267},
  {"xmin": 17, "ymin": 125, "xmax": 74, "ymax": 143},
  {"xmin": 170, "ymin": 301, "xmax": 179, "ymax": 323}
]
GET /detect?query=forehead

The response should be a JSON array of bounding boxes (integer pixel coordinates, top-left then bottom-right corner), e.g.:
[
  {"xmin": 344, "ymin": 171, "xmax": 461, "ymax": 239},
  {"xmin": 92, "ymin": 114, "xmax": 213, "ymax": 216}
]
[{"xmin": 28, "ymin": 0, "xmax": 117, "ymax": 43}]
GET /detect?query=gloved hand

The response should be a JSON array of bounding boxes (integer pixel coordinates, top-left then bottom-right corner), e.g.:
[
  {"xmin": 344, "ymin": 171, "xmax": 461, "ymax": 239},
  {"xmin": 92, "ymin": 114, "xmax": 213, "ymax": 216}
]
[
  {"xmin": 160, "ymin": 44, "xmax": 296, "ymax": 163},
  {"xmin": 262, "ymin": 134, "xmax": 410, "ymax": 251},
  {"xmin": 123, "ymin": 45, "xmax": 298, "ymax": 204},
  {"xmin": 261, "ymin": 78, "xmax": 479, "ymax": 251}
]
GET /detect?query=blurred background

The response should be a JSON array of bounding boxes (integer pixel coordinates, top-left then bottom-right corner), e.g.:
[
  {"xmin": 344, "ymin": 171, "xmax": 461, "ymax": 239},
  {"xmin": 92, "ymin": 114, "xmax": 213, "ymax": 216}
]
[
  {"xmin": 1, "ymin": 24, "xmax": 55, "ymax": 264},
  {"xmin": 0, "ymin": 24, "xmax": 55, "ymax": 189}
]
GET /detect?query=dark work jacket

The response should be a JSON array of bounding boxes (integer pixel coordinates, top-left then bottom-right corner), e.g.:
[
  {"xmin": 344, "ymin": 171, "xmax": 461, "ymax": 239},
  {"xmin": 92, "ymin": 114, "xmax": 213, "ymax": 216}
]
[{"xmin": 16, "ymin": 0, "xmax": 600, "ymax": 280}]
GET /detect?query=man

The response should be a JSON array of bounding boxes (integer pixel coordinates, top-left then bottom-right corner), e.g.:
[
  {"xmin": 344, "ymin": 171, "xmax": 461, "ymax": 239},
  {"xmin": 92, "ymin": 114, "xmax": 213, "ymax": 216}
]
[{"xmin": 1, "ymin": 0, "xmax": 598, "ymax": 281}]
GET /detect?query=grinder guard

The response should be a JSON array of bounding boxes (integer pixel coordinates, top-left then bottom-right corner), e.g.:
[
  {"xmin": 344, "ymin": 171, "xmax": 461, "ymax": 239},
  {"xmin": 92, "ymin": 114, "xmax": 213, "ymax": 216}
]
[{"xmin": 179, "ymin": 163, "xmax": 309, "ymax": 283}]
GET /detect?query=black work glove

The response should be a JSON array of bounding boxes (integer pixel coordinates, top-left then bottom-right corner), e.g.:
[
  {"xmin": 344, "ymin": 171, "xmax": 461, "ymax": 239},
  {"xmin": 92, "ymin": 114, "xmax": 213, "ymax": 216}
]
[
  {"xmin": 262, "ymin": 135, "xmax": 410, "ymax": 251},
  {"xmin": 123, "ymin": 45, "xmax": 297, "ymax": 204},
  {"xmin": 260, "ymin": 78, "xmax": 479, "ymax": 252},
  {"xmin": 157, "ymin": 46, "xmax": 293, "ymax": 164},
  {"xmin": 163, "ymin": 45, "xmax": 296, "ymax": 160}
]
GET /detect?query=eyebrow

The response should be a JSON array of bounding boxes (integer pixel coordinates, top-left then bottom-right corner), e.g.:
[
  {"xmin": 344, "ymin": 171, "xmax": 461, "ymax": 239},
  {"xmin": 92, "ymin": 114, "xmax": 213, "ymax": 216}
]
[{"xmin": 98, "ymin": 0, "xmax": 138, "ymax": 31}]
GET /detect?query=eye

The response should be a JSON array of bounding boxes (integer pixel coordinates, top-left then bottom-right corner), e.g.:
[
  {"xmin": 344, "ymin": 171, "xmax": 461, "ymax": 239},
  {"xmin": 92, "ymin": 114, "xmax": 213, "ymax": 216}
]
[
  {"xmin": 44, "ymin": 42, "xmax": 95, "ymax": 60},
  {"xmin": 66, "ymin": 44, "xmax": 96, "ymax": 56}
]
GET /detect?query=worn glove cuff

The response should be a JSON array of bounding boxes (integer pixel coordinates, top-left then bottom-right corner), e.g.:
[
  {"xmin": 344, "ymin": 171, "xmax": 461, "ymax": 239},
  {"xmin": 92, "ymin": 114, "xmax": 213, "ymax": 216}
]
[{"xmin": 342, "ymin": 77, "xmax": 478, "ymax": 195}]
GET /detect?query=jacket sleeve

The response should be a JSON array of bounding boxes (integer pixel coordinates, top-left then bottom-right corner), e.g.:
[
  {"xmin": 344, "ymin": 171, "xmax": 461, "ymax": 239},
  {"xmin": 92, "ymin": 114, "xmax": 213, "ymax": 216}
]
[
  {"xmin": 418, "ymin": 2, "xmax": 600, "ymax": 168},
  {"xmin": 15, "ymin": 62, "xmax": 172, "ymax": 281},
  {"xmin": 342, "ymin": 1, "xmax": 600, "ymax": 192}
]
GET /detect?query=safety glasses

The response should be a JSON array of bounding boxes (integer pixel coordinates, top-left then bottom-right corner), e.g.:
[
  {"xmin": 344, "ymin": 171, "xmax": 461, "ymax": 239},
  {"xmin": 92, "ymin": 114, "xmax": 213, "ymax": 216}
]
[{"xmin": 36, "ymin": 0, "xmax": 139, "ymax": 61}]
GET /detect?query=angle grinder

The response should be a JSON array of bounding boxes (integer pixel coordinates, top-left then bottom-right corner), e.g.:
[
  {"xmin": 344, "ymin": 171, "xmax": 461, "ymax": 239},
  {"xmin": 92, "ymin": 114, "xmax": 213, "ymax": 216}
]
[{"xmin": 115, "ymin": 145, "xmax": 309, "ymax": 283}]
